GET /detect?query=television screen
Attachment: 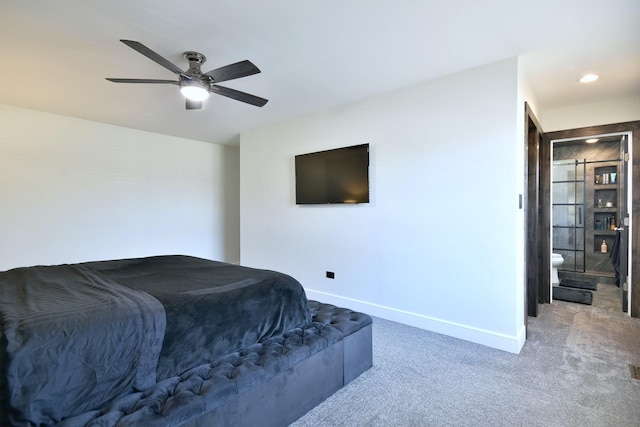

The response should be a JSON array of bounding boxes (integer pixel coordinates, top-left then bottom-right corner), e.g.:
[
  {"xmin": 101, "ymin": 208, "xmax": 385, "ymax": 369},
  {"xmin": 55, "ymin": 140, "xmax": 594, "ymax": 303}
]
[{"xmin": 295, "ymin": 144, "xmax": 369, "ymax": 205}]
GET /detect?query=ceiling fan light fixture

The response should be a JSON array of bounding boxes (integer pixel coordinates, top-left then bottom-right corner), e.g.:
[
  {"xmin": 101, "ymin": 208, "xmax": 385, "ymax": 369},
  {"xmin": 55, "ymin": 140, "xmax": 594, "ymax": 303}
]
[
  {"xmin": 579, "ymin": 73, "xmax": 599, "ymax": 83},
  {"xmin": 180, "ymin": 81, "xmax": 210, "ymax": 101}
]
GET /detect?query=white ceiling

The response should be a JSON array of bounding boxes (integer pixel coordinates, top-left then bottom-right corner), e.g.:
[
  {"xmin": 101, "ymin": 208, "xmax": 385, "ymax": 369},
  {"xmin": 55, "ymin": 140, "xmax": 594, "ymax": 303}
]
[{"xmin": 1, "ymin": 0, "xmax": 639, "ymax": 146}]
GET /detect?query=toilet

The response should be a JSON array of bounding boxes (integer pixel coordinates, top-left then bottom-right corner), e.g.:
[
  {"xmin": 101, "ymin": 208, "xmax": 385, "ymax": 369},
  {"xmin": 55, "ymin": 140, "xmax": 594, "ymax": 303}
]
[{"xmin": 551, "ymin": 253, "xmax": 564, "ymax": 286}]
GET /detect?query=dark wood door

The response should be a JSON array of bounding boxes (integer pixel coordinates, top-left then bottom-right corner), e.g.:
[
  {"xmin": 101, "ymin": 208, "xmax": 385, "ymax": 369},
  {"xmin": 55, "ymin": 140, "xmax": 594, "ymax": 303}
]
[{"xmin": 524, "ymin": 103, "xmax": 548, "ymax": 318}]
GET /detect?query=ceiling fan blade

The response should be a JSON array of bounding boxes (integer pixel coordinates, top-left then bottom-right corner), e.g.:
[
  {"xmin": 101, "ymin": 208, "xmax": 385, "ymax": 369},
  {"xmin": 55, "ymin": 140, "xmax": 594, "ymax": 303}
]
[
  {"xmin": 186, "ymin": 99, "xmax": 203, "ymax": 110},
  {"xmin": 120, "ymin": 39, "xmax": 186, "ymax": 76},
  {"xmin": 106, "ymin": 78, "xmax": 178, "ymax": 84},
  {"xmin": 203, "ymin": 60, "xmax": 261, "ymax": 83},
  {"xmin": 210, "ymin": 85, "xmax": 268, "ymax": 107}
]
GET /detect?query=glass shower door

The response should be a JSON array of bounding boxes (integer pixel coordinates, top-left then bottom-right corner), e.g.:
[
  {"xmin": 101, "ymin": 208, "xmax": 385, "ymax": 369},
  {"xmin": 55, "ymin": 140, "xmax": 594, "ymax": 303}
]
[{"xmin": 552, "ymin": 160, "xmax": 586, "ymax": 272}]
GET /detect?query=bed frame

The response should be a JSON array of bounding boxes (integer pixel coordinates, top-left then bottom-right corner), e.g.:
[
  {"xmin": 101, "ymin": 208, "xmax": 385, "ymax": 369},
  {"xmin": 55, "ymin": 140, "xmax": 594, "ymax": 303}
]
[{"xmin": 59, "ymin": 301, "xmax": 372, "ymax": 427}]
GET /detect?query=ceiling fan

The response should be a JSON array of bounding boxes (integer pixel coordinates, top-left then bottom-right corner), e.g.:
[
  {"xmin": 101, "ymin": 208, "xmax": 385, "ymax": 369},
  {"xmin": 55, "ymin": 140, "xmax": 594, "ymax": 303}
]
[{"xmin": 106, "ymin": 39, "xmax": 268, "ymax": 110}]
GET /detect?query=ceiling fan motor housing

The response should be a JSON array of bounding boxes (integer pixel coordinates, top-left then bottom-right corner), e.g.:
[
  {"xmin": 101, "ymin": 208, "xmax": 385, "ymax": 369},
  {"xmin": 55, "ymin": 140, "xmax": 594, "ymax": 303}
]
[
  {"xmin": 184, "ymin": 50, "xmax": 205, "ymax": 65},
  {"xmin": 181, "ymin": 51, "xmax": 213, "ymax": 93}
]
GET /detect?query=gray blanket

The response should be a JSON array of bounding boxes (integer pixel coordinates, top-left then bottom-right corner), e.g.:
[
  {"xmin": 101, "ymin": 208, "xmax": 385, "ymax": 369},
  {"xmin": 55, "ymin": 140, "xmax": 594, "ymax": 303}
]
[
  {"xmin": 0, "ymin": 264, "xmax": 165, "ymax": 426},
  {"xmin": 0, "ymin": 255, "xmax": 310, "ymax": 426}
]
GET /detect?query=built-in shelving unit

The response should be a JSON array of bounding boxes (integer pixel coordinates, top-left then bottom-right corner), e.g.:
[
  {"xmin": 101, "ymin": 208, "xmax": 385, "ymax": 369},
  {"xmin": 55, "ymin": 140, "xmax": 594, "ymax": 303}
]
[{"xmin": 592, "ymin": 162, "xmax": 619, "ymax": 256}]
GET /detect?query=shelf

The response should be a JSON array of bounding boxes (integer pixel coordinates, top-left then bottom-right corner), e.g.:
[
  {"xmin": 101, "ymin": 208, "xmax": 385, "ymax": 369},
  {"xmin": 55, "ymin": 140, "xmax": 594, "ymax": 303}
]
[
  {"xmin": 592, "ymin": 163, "xmax": 618, "ymax": 257},
  {"xmin": 594, "ymin": 230, "xmax": 616, "ymax": 235},
  {"xmin": 593, "ymin": 234, "xmax": 616, "ymax": 253},
  {"xmin": 594, "ymin": 165, "xmax": 618, "ymax": 185}
]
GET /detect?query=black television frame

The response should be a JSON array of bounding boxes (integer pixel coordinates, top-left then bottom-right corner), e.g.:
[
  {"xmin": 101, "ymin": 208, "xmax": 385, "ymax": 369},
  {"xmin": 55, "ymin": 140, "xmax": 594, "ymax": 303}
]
[{"xmin": 295, "ymin": 143, "xmax": 370, "ymax": 205}]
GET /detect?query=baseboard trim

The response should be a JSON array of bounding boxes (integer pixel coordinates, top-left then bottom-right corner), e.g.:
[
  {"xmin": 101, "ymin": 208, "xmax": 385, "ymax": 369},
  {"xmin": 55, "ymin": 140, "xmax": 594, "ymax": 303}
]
[{"xmin": 305, "ymin": 289, "xmax": 526, "ymax": 354}]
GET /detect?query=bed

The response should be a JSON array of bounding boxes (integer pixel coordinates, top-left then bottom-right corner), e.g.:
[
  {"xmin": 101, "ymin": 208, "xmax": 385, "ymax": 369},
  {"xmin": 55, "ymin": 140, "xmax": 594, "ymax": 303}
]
[{"xmin": 0, "ymin": 255, "xmax": 372, "ymax": 426}]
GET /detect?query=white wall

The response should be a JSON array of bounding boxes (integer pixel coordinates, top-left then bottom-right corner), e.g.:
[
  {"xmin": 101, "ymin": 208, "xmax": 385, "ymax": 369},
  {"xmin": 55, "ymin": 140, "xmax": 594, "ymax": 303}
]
[
  {"xmin": 0, "ymin": 104, "xmax": 240, "ymax": 271},
  {"xmin": 540, "ymin": 95, "xmax": 640, "ymax": 132},
  {"xmin": 240, "ymin": 58, "xmax": 527, "ymax": 353}
]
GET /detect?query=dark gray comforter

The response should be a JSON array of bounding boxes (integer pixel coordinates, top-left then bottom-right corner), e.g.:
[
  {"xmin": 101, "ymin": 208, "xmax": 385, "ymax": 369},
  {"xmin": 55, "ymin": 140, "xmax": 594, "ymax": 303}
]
[{"xmin": 0, "ymin": 255, "xmax": 310, "ymax": 426}]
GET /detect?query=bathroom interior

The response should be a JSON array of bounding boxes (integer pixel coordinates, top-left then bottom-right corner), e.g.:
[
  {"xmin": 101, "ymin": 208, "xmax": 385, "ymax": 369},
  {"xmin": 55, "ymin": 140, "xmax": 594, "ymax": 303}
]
[{"xmin": 551, "ymin": 135, "xmax": 628, "ymax": 312}]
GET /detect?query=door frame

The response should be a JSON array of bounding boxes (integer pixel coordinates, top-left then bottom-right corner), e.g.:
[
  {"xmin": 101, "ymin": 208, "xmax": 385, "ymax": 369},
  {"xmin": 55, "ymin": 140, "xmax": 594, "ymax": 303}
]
[
  {"xmin": 524, "ymin": 103, "xmax": 547, "ymax": 318},
  {"xmin": 543, "ymin": 121, "xmax": 640, "ymax": 317}
]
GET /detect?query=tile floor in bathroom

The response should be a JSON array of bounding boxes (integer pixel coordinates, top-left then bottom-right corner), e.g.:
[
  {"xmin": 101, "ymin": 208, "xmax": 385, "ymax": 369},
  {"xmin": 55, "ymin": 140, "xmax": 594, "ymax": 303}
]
[
  {"xmin": 591, "ymin": 281, "xmax": 625, "ymax": 312},
  {"xmin": 557, "ymin": 270, "xmax": 624, "ymax": 312}
]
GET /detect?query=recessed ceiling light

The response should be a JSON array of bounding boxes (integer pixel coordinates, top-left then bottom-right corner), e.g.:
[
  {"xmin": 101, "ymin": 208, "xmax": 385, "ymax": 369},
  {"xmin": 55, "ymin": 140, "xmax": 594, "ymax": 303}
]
[
  {"xmin": 585, "ymin": 138, "xmax": 599, "ymax": 143},
  {"xmin": 579, "ymin": 74, "xmax": 599, "ymax": 83}
]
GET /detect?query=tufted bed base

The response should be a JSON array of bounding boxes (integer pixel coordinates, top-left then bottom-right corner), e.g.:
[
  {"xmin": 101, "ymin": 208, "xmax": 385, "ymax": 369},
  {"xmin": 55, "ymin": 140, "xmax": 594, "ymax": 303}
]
[{"xmin": 60, "ymin": 301, "xmax": 372, "ymax": 427}]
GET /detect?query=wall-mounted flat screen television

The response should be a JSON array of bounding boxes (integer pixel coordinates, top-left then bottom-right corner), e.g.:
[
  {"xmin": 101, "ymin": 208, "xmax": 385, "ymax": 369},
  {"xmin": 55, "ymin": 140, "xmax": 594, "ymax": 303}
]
[{"xmin": 295, "ymin": 143, "xmax": 369, "ymax": 205}]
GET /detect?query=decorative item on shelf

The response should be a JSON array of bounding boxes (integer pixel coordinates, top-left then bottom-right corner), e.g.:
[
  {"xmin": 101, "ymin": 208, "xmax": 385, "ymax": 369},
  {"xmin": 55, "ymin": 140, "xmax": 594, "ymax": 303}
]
[
  {"xmin": 610, "ymin": 172, "xmax": 617, "ymax": 184},
  {"xmin": 602, "ymin": 173, "xmax": 609, "ymax": 184},
  {"xmin": 597, "ymin": 198, "xmax": 603, "ymax": 208},
  {"xmin": 601, "ymin": 240, "xmax": 608, "ymax": 253},
  {"xmin": 605, "ymin": 201, "xmax": 613, "ymax": 207},
  {"xmin": 595, "ymin": 174, "xmax": 600, "ymax": 184},
  {"xmin": 595, "ymin": 220, "xmax": 602, "ymax": 230},
  {"xmin": 610, "ymin": 215, "xmax": 616, "ymax": 230}
]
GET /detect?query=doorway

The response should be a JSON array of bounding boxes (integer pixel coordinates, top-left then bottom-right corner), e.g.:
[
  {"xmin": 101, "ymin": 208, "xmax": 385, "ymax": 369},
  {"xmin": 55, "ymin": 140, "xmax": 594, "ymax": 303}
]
[
  {"xmin": 550, "ymin": 134, "xmax": 629, "ymax": 312},
  {"xmin": 542, "ymin": 121, "xmax": 640, "ymax": 318}
]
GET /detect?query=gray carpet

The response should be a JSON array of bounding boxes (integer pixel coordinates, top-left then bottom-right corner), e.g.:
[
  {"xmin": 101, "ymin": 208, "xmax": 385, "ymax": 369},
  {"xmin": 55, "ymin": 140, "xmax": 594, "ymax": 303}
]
[{"xmin": 291, "ymin": 301, "xmax": 640, "ymax": 426}]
